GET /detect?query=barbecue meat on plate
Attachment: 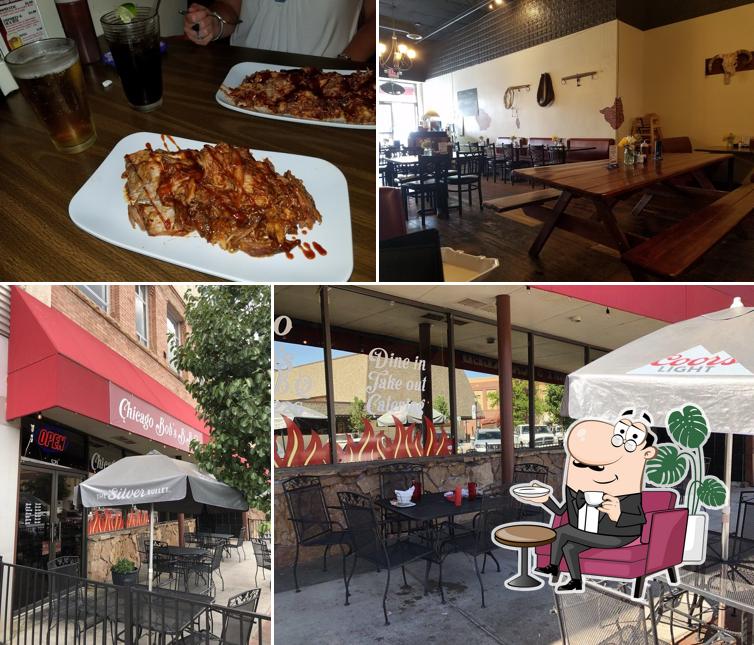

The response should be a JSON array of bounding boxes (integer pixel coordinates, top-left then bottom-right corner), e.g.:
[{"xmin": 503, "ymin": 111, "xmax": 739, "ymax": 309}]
[{"xmin": 123, "ymin": 142, "xmax": 321, "ymax": 256}]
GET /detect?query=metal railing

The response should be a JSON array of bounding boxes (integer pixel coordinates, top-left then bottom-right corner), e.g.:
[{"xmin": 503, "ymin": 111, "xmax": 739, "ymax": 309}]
[{"xmin": 0, "ymin": 558, "xmax": 270, "ymax": 645}]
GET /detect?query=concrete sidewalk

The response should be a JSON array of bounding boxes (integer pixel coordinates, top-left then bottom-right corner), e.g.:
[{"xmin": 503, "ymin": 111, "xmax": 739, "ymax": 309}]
[{"xmin": 275, "ymin": 547, "xmax": 562, "ymax": 645}]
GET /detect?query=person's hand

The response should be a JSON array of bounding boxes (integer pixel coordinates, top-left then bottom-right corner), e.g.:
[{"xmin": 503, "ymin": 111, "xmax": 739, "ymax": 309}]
[
  {"xmin": 599, "ymin": 494, "xmax": 622, "ymax": 522},
  {"xmin": 184, "ymin": 3, "xmax": 219, "ymax": 46}
]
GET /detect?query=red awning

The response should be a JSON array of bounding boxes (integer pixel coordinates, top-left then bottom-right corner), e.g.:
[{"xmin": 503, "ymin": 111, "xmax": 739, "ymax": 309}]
[{"xmin": 6, "ymin": 287, "xmax": 208, "ymax": 452}]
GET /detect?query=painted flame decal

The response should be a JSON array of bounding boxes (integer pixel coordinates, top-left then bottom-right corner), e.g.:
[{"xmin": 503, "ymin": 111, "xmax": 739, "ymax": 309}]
[{"xmin": 275, "ymin": 416, "xmax": 452, "ymax": 468}]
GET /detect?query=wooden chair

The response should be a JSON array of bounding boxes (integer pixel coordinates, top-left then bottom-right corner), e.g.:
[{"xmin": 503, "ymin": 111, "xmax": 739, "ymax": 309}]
[
  {"xmin": 401, "ymin": 155, "xmax": 451, "ymax": 226},
  {"xmin": 662, "ymin": 136, "xmax": 693, "ymax": 153},
  {"xmin": 379, "ymin": 186, "xmax": 408, "ymax": 239}
]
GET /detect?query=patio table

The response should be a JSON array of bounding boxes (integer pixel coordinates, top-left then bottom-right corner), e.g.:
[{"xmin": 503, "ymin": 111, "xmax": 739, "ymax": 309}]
[{"xmin": 512, "ymin": 152, "xmax": 734, "ymax": 258}]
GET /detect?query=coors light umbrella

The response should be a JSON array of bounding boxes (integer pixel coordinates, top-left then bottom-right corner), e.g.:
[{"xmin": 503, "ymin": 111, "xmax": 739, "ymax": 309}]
[
  {"xmin": 563, "ymin": 297, "xmax": 754, "ymax": 562},
  {"xmin": 78, "ymin": 451, "xmax": 248, "ymax": 591},
  {"xmin": 376, "ymin": 401, "xmax": 447, "ymax": 426}
]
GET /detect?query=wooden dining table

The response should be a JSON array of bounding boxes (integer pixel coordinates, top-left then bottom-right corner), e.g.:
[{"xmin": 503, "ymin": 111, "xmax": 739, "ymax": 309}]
[
  {"xmin": 0, "ymin": 38, "xmax": 375, "ymax": 281},
  {"xmin": 512, "ymin": 152, "xmax": 734, "ymax": 257}
]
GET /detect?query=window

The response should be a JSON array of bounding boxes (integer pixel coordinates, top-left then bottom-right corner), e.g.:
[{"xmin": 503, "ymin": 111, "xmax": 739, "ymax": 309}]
[
  {"xmin": 135, "ymin": 286, "xmax": 149, "ymax": 346},
  {"xmin": 77, "ymin": 285, "xmax": 108, "ymax": 311},
  {"xmin": 166, "ymin": 308, "xmax": 182, "ymax": 370},
  {"xmin": 378, "ymin": 80, "xmax": 419, "ymax": 145}
]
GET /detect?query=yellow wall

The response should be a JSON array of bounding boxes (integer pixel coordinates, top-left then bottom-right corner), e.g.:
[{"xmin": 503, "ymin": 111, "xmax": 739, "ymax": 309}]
[
  {"xmin": 423, "ymin": 22, "xmax": 618, "ymax": 142},
  {"xmin": 642, "ymin": 4, "xmax": 754, "ymax": 148},
  {"xmin": 616, "ymin": 21, "xmax": 645, "ymax": 140}
]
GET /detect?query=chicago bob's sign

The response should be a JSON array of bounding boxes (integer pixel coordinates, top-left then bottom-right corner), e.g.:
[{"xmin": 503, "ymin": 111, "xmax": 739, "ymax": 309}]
[{"xmin": 108, "ymin": 383, "xmax": 203, "ymax": 451}]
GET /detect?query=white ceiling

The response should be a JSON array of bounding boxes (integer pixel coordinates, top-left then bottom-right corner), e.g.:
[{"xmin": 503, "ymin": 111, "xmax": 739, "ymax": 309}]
[{"xmin": 275, "ymin": 286, "xmax": 667, "ymax": 374}]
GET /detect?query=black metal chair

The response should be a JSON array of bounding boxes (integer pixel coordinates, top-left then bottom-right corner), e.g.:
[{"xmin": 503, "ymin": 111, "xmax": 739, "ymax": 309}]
[
  {"xmin": 376, "ymin": 462, "xmax": 424, "ymax": 539},
  {"xmin": 227, "ymin": 526, "xmax": 247, "ymax": 561},
  {"xmin": 446, "ymin": 154, "xmax": 483, "ymax": 216},
  {"xmin": 191, "ymin": 543, "xmax": 225, "ymax": 597},
  {"xmin": 485, "ymin": 145, "xmax": 507, "ymax": 183},
  {"xmin": 250, "ymin": 538, "xmax": 272, "ymax": 586},
  {"xmin": 46, "ymin": 556, "xmax": 107, "ymax": 644},
  {"xmin": 338, "ymin": 491, "xmax": 440, "ymax": 626},
  {"xmin": 282, "ymin": 475, "xmax": 351, "ymax": 592},
  {"xmin": 176, "ymin": 588, "xmax": 262, "ymax": 645},
  {"xmin": 439, "ymin": 488, "xmax": 517, "ymax": 608},
  {"xmin": 513, "ymin": 463, "xmax": 549, "ymax": 521}
]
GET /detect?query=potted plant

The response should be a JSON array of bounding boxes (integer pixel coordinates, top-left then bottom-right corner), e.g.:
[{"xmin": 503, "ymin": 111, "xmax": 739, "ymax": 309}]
[
  {"xmin": 111, "ymin": 558, "xmax": 138, "ymax": 586},
  {"xmin": 646, "ymin": 404, "xmax": 727, "ymax": 564}
]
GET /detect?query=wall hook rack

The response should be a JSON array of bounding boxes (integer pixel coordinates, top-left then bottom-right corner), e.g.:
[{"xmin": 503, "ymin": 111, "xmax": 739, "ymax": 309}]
[
  {"xmin": 508, "ymin": 84, "xmax": 531, "ymax": 93},
  {"xmin": 561, "ymin": 71, "xmax": 597, "ymax": 86}
]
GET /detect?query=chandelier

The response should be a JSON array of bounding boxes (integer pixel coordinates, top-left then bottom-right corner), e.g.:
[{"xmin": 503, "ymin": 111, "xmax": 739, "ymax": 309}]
[{"xmin": 379, "ymin": 31, "xmax": 417, "ymax": 78}]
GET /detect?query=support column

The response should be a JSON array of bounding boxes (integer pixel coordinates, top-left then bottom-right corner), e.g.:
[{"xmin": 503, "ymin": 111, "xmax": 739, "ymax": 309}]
[
  {"xmin": 528, "ymin": 333, "xmax": 535, "ymax": 449},
  {"xmin": 178, "ymin": 513, "xmax": 184, "ymax": 547},
  {"xmin": 447, "ymin": 313, "xmax": 457, "ymax": 454},
  {"xmin": 320, "ymin": 287, "xmax": 338, "ymax": 465},
  {"xmin": 419, "ymin": 322, "xmax": 433, "ymax": 447},
  {"xmin": 496, "ymin": 295, "xmax": 514, "ymax": 483}
]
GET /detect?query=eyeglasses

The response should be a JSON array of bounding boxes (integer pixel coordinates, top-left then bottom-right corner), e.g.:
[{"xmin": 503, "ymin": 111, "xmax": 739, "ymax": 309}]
[{"xmin": 611, "ymin": 420, "xmax": 647, "ymax": 453}]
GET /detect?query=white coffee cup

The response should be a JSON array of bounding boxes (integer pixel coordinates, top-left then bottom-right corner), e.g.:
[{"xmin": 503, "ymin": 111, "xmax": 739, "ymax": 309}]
[{"xmin": 584, "ymin": 491, "xmax": 604, "ymax": 507}]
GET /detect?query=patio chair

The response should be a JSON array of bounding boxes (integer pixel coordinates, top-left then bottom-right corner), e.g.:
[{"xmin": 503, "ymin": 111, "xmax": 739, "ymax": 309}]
[
  {"xmin": 513, "ymin": 463, "xmax": 549, "ymax": 522},
  {"xmin": 377, "ymin": 462, "xmax": 425, "ymax": 540},
  {"xmin": 46, "ymin": 556, "xmax": 107, "ymax": 644},
  {"xmin": 192, "ymin": 543, "xmax": 225, "ymax": 597},
  {"xmin": 228, "ymin": 526, "xmax": 247, "ymax": 562},
  {"xmin": 176, "ymin": 588, "xmax": 261, "ymax": 645},
  {"xmin": 282, "ymin": 475, "xmax": 351, "ymax": 592},
  {"xmin": 250, "ymin": 538, "xmax": 271, "ymax": 586},
  {"xmin": 338, "ymin": 490, "xmax": 440, "ymax": 626},
  {"xmin": 439, "ymin": 488, "xmax": 517, "ymax": 607}
]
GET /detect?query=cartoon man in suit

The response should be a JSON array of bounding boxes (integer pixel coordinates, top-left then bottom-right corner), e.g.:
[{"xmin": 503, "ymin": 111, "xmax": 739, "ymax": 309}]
[{"xmin": 517, "ymin": 410, "xmax": 657, "ymax": 592}]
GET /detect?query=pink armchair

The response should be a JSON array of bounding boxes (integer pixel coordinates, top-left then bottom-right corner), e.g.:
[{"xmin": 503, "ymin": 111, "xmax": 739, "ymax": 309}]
[{"xmin": 535, "ymin": 490, "xmax": 688, "ymax": 598}]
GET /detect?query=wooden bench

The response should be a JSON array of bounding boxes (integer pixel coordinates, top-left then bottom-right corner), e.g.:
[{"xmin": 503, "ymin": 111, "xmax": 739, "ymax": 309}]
[
  {"xmin": 622, "ymin": 180, "xmax": 754, "ymax": 279},
  {"xmin": 482, "ymin": 188, "xmax": 561, "ymax": 213}
]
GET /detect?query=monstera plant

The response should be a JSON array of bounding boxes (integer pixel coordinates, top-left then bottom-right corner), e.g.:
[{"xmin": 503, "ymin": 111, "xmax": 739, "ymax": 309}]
[{"xmin": 646, "ymin": 404, "xmax": 727, "ymax": 564}]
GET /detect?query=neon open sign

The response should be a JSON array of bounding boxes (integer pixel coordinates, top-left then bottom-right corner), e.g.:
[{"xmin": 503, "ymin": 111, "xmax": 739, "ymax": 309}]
[{"xmin": 37, "ymin": 428, "xmax": 67, "ymax": 452}]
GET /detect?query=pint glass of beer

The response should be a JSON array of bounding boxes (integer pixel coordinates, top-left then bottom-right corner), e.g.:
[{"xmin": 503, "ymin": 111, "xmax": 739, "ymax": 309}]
[
  {"xmin": 6, "ymin": 38, "xmax": 96, "ymax": 154},
  {"xmin": 101, "ymin": 7, "xmax": 162, "ymax": 112}
]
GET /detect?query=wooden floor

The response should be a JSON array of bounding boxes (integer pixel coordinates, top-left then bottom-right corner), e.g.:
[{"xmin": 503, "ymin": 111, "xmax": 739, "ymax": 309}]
[{"xmin": 405, "ymin": 173, "xmax": 754, "ymax": 281}]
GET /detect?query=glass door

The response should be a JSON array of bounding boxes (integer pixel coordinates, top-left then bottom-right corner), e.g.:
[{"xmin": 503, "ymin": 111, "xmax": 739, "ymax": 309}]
[{"xmin": 16, "ymin": 467, "xmax": 85, "ymax": 569}]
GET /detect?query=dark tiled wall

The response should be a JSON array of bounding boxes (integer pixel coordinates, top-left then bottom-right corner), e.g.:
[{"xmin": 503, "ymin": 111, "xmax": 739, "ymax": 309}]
[{"xmin": 426, "ymin": 0, "xmax": 617, "ymax": 79}]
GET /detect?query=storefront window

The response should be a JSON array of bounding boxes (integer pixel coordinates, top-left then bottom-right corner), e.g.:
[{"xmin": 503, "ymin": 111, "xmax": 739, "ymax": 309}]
[
  {"xmin": 76, "ymin": 285, "xmax": 108, "ymax": 311},
  {"xmin": 274, "ymin": 286, "xmax": 332, "ymax": 467},
  {"xmin": 135, "ymin": 285, "xmax": 149, "ymax": 346},
  {"xmin": 379, "ymin": 80, "xmax": 420, "ymax": 145},
  {"xmin": 327, "ymin": 290, "xmax": 456, "ymax": 463},
  {"xmin": 166, "ymin": 307, "xmax": 182, "ymax": 370}
]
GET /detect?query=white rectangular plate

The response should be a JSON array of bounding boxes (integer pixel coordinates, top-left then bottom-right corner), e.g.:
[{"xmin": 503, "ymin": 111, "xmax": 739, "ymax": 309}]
[
  {"xmin": 68, "ymin": 132, "xmax": 353, "ymax": 282},
  {"xmin": 215, "ymin": 62, "xmax": 375, "ymax": 130}
]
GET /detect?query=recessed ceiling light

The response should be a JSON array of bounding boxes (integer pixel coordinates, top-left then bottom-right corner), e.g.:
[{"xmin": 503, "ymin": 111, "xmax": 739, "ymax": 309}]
[
  {"xmin": 569, "ymin": 316, "xmax": 582, "ymax": 323},
  {"xmin": 406, "ymin": 33, "xmax": 422, "ymax": 40}
]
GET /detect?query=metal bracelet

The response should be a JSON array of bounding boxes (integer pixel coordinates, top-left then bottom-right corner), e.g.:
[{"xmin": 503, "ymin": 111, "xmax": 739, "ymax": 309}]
[{"xmin": 210, "ymin": 11, "xmax": 225, "ymax": 42}]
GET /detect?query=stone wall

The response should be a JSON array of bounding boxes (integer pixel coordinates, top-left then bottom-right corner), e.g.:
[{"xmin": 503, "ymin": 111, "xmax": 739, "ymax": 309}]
[
  {"xmin": 86, "ymin": 519, "xmax": 196, "ymax": 582},
  {"xmin": 273, "ymin": 449, "xmax": 565, "ymax": 568}
]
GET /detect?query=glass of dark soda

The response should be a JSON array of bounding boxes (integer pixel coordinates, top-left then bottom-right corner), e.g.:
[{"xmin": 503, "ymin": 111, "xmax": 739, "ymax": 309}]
[{"xmin": 100, "ymin": 6, "xmax": 162, "ymax": 111}]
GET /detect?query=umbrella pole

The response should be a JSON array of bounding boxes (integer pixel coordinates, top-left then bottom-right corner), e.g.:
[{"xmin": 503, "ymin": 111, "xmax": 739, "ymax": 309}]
[
  {"xmin": 722, "ymin": 432, "xmax": 733, "ymax": 562},
  {"xmin": 148, "ymin": 504, "xmax": 154, "ymax": 592}
]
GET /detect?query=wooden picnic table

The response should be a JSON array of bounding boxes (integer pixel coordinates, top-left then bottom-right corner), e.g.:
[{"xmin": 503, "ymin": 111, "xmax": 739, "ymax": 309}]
[{"xmin": 512, "ymin": 152, "xmax": 734, "ymax": 257}]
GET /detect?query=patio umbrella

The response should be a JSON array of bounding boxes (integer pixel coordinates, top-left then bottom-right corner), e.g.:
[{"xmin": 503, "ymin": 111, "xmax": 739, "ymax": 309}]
[
  {"xmin": 77, "ymin": 451, "xmax": 248, "ymax": 591},
  {"xmin": 376, "ymin": 401, "xmax": 447, "ymax": 426},
  {"xmin": 273, "ymin": 401, "xmax": 327, "ymax": 430},
  {"xmin": 563, "ymin": 297, "xmax": 754, "ymax": 562}
]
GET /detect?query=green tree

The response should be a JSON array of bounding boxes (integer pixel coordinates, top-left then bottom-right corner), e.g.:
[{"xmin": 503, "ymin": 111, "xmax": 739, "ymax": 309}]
[
  {"xmin": 433, "ymin": 394, "xmax": 450, "ymax": 418},
  {"xmin": 489, "ymin": 380, "xmax": 543, "ymax": 426},
  {"xmin": 543, "ymin": 383, "xmax": 573, "ymax": 428},
  {"xmin": 348, "ymin": 396, "xmax": 366, "ymax": 433},
  {"xmin": 172, "ymin": 286, "xmax": 271, "ymax": 515}
]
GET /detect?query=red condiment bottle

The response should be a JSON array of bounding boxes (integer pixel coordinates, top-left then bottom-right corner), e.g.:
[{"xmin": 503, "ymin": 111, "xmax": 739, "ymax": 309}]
[
  {"xmin": 55, "ymin": 0, "xmax": 101, "ymax": 64},
  {"xmin": 411, "ymin": 480, "xmax": 422, "ymax": 502},
  {"xmin": 454, "ymin": 485, "xmax": 462, "ymax": 507}
]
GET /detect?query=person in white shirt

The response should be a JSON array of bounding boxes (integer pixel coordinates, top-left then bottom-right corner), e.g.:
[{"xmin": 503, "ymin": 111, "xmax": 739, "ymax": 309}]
[{"xmin": 183, "ymin": 0, "xmax": 375, "ymax": 62}]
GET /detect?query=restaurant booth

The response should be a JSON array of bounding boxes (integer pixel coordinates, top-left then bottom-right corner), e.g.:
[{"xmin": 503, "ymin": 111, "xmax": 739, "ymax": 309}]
[{"xmin": 4, "ymin": 288, "xmax": 211, "ymax": 581}]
